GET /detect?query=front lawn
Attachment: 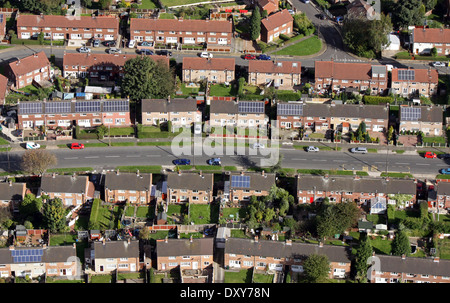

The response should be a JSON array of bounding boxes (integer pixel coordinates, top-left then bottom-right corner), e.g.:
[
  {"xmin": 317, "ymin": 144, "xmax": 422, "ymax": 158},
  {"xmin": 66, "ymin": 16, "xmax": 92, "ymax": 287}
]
[
  {"xmin": 252, "ymin": 272, "xmax": 274, "ymax": 283},
  {"xmin": 160, "ymin": 0, "xmax": 205, "ymax": 7},
  {"xmin": 91, "ymin": 275, "xmax": 112, "ymax": 283},
  {"xmin": 274, "ymin": 36, "xmax": 322, "ymax": 56},
  {"xmin": 224, "ymin": 269, "xmax": 252, "ymax": 283},
  {"xmin": 108, "ymin": 127, "xmax": 135, "ymax": 136}
]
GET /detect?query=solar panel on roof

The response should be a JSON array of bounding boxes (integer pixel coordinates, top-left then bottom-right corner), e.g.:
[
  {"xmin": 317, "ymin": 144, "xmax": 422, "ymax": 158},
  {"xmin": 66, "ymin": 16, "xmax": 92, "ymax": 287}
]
[
  {"xmin": 11, "ymin": 248, "xmax": 43, "ymax": 263},
  {"xmin": 277, "ymin": 103, "xmax": 303, "ymax": 116},
  {"xmin": 400, "ymin": 107, "xmax": 421, "ymax": 121},
  {"xmin": 398, "ymin": 69, "xmax": 415, "ymax": 81},
  {"xmin": 20, "ymin": 102, "xmax": 43, "ymax": 115},
  {"xmin": 238, "ymin": 101, "xmax": 264, "ymax": 114},
  {"xmin": 231, "ymin": 175, "xmax": 250, "ymax": 188},
  {"xmin": 75, "ymin": 101, "xmax": 101, "ymax": 113},
  {"xmin": 45, "ymin": 102, "xmax": 71, "ymax": 114},
  {"xmin": 103, "ymin": 100, "xmax": 129, "ymax": 112}
]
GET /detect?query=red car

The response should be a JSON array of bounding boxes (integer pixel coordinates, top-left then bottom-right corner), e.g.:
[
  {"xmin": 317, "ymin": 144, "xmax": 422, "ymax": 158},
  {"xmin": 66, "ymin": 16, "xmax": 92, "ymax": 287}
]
[
  {"xmin": 244, "ymin": 54, "xmax": 257, "ymax": 60},
  {"xmin": 424, "ymin": 152, "xmax": 437, "ymax": 158},
  {"xmin": 70, "ymin": 143, "xmax": 85, "ymax": 150}
]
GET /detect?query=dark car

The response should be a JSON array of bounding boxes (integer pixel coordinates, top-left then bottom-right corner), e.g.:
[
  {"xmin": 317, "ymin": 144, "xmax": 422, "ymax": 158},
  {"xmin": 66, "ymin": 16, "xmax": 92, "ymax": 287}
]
[
  {"xmin": 140, "ymin": 49, "xmax": 154, "ymax": 55},
  {"xmin": 258, "ymin": 54, "xmax": 271, "ymax": 60},
  {"xmin": 207, "ymin": 158, "xmax": 221, "ymax": 165},
  {"xmin": 103, "ymin": 40, "xmax": 116, "ymax": 47},
  {"xmin": 173, "ymin": 159, "xmax": 191, "ymax": 165},
  {"xmin": 159, "ymin": 50, "xmax": 172, "ymax": 56},
  {"xmin": 438, "ymin": 153, "xmax": 450, "ymax": 159},
  {"xmin": 317, "ymin": 14, "xmax": 325, "ymax": 20}
]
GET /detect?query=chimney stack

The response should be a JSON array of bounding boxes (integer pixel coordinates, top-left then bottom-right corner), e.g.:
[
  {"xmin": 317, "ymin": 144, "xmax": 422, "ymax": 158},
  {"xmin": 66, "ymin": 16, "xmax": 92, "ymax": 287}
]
[
  {"xmin": 433, "ymin": 256, "xmax": 440, "ymax": 263},
  {"xmin": 254, "ymin": 235, "xmax": 259, "ymax": 242},
  {"xmin": 165, "ymin": 236, "xmax": 168, "ymax": 243},
  {"xmin": 136, "ymin": 169, "xmax": 140, "ymax": 177},
  {"xmin": 261, "ymin": 170, "xmax": 265, "ymax": 176},
  {"xmin": 319, "ymin": 242, "xmax": 323, "ymax": 247},
  {"xmin": 116, "ymin": 169, "xmax": 120, "ymax": 175}
]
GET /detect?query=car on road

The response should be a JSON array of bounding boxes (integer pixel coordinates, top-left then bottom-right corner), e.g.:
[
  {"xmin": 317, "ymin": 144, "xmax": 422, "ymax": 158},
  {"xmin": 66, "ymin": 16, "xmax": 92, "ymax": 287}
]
[
  {"xmin": 93, "ymin": 39, "xmax": 100, "ymax": 48},
  {"xmin": 244, "ymin": 54, "xmax": 257, "ymax": 60},
  {"xmin": 253, "ymin": 142, "xmax": 265, "ymax": 149},
  {"xmin": 26, "ymin": 142, "xmax": 40, "ymax": 149},
  {"xmin": 424, "ymin": 151, "xmax": 437, "ymax": 159},
  {"xmin": 258, "ymin": 54, "xmax": 271, "ymax": 60},
  {"xmin": 139, "ymin": 49, "xmax": 154, "ymax": 55},
  {"xmin": 103, "ymin": 40, "xmax": 116, "ymax": 47},
  {"xmin": 78, "ymin": 46, "xmax": 91, "ymax": 53},
  {"xmin": 438, "ymin": 153, "xmax": 450, "ymax": 159},
  {"xmin": 431, "ymin": 61, "xmax": 446, "ymax": 67},
  {"xmin": 306, "ymin": 146, "xmax": 319, "ymax": 152},
  {"xmin": 207, "ymin": 158, "xmax": 221, "ymax": 165},
  {"xmin": 199, "ymin": 51, "xmax": 213, "ymax": 58},
  {"xmin": 107, "ymin": 47, "xmax": 121, "ymax": 54},
  {"xmin": 173, "ymin": 159, "xmax": 191, "ymax": 165},
  {"xmin": 301, "ymin": 0, "xmax": 310, "ymax": 3},
  {"xmin": 350, "ymin": 147, "xmax": 367, "ymax": 154},
  {"xmin": 440, "ymin": 168, "xmax": 450, "ymax": 174},
  {"xmin": 159, "ymin": 50, "xmax": 172, "ymax": 56},
  {"xmin": 128, "ymin": 39, "xmax": 136, "ymax": 48},
  {"xmin": 70, "ymin": 143, "xmax": 85, "ymax": 150}
]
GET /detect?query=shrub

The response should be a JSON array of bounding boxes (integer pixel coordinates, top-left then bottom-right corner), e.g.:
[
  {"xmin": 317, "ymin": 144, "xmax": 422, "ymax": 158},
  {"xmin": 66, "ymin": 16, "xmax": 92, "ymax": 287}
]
[{"xmin": 363, "ymin": 95, "xmax": 394, "ymax": 105}]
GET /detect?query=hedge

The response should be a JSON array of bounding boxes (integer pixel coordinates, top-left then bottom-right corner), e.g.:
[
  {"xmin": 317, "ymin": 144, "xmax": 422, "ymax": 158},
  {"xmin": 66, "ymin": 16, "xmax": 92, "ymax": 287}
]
[{"xmin": 363, "ymin": 95, "xmax": 394, "ymax": 105}]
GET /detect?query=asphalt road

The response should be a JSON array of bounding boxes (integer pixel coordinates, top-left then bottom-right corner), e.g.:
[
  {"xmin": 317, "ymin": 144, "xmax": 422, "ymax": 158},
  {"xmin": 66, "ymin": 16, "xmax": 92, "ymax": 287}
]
[{"xmin": 1, "ymin": 145, "xmax": 449, "ymax": 175}]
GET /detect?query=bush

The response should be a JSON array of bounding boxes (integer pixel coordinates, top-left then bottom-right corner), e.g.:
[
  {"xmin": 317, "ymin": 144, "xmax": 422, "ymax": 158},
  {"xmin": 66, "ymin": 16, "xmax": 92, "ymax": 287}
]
[{"xmin": 363, "ymin": 95, "xmax": 394, "ymax": 105}]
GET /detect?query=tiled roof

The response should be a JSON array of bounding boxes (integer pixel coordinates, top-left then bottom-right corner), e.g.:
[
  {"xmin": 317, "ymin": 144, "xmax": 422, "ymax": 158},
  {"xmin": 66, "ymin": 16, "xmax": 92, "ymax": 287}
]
[
  {"xmin": 104, "ymin": 171, "xmax": 152, "ymax": 191},
  {"xmin": 315, "ymin": 61, "xmax": 387, "ymax": 81},
  {"xmin": 0, "ymin": 182, "xmax": 26, "ymax": 201},
  {"xmin": 257, "ymin": 0, "xmax": 278, "ymax": 11},
  {"xmin": 130, "ymin": 18, "xmax": 232, "ymax": 33},
  {"xmin": 0, "ymin": 74, "xmax": 9, "ymax": 103},
  {"xmin": 40, "ymin": 174, "xmax": 88, "ymax": 194},
  {"xmin": 0, "ymin": 245, "xmax": 77, "ymax": 264},
  {"xmin": 377, "ymin": 255, "xmax": 450, "ymax": 277},
  {"xmin": 391, "ymin": 68, "xmax": 438, "ymax": 83},
  {"xmin": 63, "ymin": 53, "xmax": 169, "ymax": 69},
  {"xmin": 9, "ymin": 51, "xmax": 50, "ymax": 77},
  {"xmin": 298, "ymin": 103, "xmax": 389, "ymax": 120},
  {"xmin": 261, "ymin": 9, "xmax": 293, "ymax": 32},
  {"xmin": 167, "ymin": 172, "xmax": 214, "ymax": 191},
  {"xmin": 413, "ymin": 27, "xmax": 450, "ymax": 44},
  {"xmin": 93, "ymin": 240, "xmax": 139, "ymax": 259},
  {"xmin": 182, "ymin": 57, "xmax": 235, "ymax": 71},
  {"xmin": 229, "ymin": 172, "xmax": 276, "ymax": 191},
  {"xmin": 248, "ymin": 60, "xmax": 301, "ymax": 74},
  {"xmin": 17, "ymin": 14, "xmax": 119, "ymax": 29},
  {"xmin": 157, "ymin": 238, "xmax": 214, "ymax": 257},
  {"xmin": 398, "ymin": 105, "xmax": 442, "ymax": 123},
  {"xmin": 437, "ymin": 181, "xmax": 450, "ymax": 196},
  {"xmin": 141, "ymin": 98, "xmax": 198, "ymax": 113}
]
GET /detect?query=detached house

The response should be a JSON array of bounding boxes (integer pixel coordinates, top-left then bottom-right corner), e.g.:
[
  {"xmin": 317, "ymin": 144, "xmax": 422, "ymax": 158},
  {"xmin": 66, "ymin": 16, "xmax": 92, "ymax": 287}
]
[
  {"xmin": 248, "ymin": 60, "xmax": 301, "ymax": 90},
  {"xmin": 16, "ymin": 14, "xmax": 120, "ymax": 41},
  {"xmin": 209, "ymin": 100, "xmax": 268, "ymax": 129},
  {"xmin": 260, "ymin": 9, "xmax": 294, "ymax": 43},
  {"xmin": 7, "ymin": 52, "xmax": 52, "ymax": 89},
  {"xmin": 156, "ymin": 237, "xmax": 214, "ymax": 271},
  {"xmin": 224, "ymin": 238, "xmax": 352, "ymax": 279},
  {"xmin": 314, "ymin": 61, "xmax": 388, "ymax": 95},
  {"xmin": 296, "ymin": 175, "xmax": 417, "ymax": 206},
  {"xmin": 225, "ymin": 171, "xmax": 276, "ymax": 204},
  {"xmin": 182, "ymin": 57, "xmax": 235, "ymax": 84},
  {"xmin": 38, "ymin": 174, "xmax": 95, "ymax": 207},
  {"xmin": 104, "ymin": 171, "xmax": 153, "ymax": 204},
  {"xmin": 391, "ymin": 68, "xmax": 438, "ymax": 98},
  {"xmin": 257, "ymin": 0, "xmax": 279, "ymax": 15},
  {"xmin": 0, "ymin": 181, "xmax": 27, "ymax": 213},
  {"xmin": 166, "ymin": 171, "xmax": 214, "ymax": 204},
  {"xmin": 141, "ymin": 98, "xmax": 202, "ymax": 127},
  {"xmin": 130, "ymin": 18, "xmax": 233, "ymax": 52},
  {"xmin": 399, "ymin": 105, "xmax": 443, "ymax": 137},
  {"xmin": 86, "ymin": 240, "xmax": 139, "ymax": 274},
  {"xmin": 412, "ymin": 27, "xmax": 450, "ymax": 56}
]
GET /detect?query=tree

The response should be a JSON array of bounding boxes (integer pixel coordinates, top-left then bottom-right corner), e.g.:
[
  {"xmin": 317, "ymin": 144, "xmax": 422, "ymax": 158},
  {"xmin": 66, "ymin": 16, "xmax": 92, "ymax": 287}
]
[
  {"xmin": 37, "ymin": 32, "xmax": 44, "ymax": 45},
  {"xmin": 237, "ymin": 77, "xmax": 245, "ymax": 98},
  {"xmin": 387, "ymin": 125, "xmax": 394, "ymax": 144},
  {"xmin": 99, "ymin": 0, "xmax": 112, "ymax": 10},
  {"xmin": 42, "ymin": 198, "xmax": 66, "ymax": 233},
  {"xmin": 21, "ymin": 149, "xmax": 57, "ymax": 175},
  {"xmin": 316, "ymin": 201, "xmax": 359, "ymax": 240},
  {"xmin": 19, "ymin": 193, "xmax": 43, "ymax": 219},
  {"xmin": 250, "ymin": 8, "xmax": 261, "ymax": 41},
  {"xmin": 431, "ymin": 47, "xmax": 438, "ymax": 57},
  {"xmin": 354, "ymin": 233, "xmax": 373, "ymax": 282},
  {"xmin": 392, "ymin": 227, "xmax": 411, "ymax": 256},
  {"xmin": 121, "ymin": 56, "xmax": 175, "ymax": 101},
  {"xmin": 96, "ymin": 124, "xmax": 108, "ymax": 139},
  {"xmin": 391, "ymin": 0, "xmax": 424, "ymax": 29},
  {"xmin": 302, "ymin": 254, "xmax": 330, "ymax": 283}
]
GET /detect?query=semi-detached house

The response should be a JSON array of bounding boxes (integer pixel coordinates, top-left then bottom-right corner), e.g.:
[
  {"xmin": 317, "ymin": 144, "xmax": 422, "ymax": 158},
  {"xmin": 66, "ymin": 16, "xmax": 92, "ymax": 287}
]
[
  {"xmin": 412, "ymin": 27, "xmax": 450, "ymax": 56},
  {"xmin": 260, "ymin": 9, "xmax": 294, "ymax": 43},
  {"xmin": 248, "ymin": 60, "xmax": 301, "ymax": 90},
  {"xmin": 399, "ymin": 105, "xmax": 443, "ymax": 137},
  {"xmin": 7, "ymin": 51, "xmax": 52, "ymax": 89},
  {"xmin": 182, "ymin": 57, "xmax": 235, "ymax": 84},
  {"xmin": 104, "ymin": 171, "xmax": 153, "ymax": 204},
  {"xmin": 391, "ymin": 68, "xmax": 438, "ymax": 98},
  {"xmin": 141, "ymin": 98, "xmax": 202, "ymax": 127},
  {"xmin": 209, "ymin": 99, "xmax": 268, "ymax": 129}
]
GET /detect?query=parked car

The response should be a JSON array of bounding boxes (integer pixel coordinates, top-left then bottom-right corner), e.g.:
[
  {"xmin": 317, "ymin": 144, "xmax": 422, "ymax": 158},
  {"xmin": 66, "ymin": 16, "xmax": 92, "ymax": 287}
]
[
  {"xmin": 258, "ymin": 54, "xmax": 271, "ymax": 60},
  {"xmin": 139, "ymin": 49, "xmax": 154, "ymax": 55},
  {"xmin": 70, "ymin": 143, "xmax": 85, "ymax": 150},
  {"xmin": 128, "ymin": 39, "xmax": 136, "ymax": 48},
  {"xmin": 78, "ymin": 46, "xmax": 91, "ymax": 53},
  {"xmin": 244, "ymin": 54, "xmax": 257, "ymax": 60},
  {"xmin": 207, "ymin": 158, "xmax": 221, "ymax": 165},
  {"xmin": 173, "ymin": 159, "xmax": 191, "ymax": 165},
  {"xmin": 93, "ymin": 39, "xmax": 100, "ymax": 48},
  {"xmin": 14, "ymin": 129, "xmax": 22, "ymax": 137},
  {"xmin": 103, "ymin": 40, "xmax": 116, "ymax": 47},
  {"xmin": 350, "ymin": 147, "xmax": 367, "ymax": 154},
  {"xmin": 159, "ymin": 50, "xmax": 172, "ymax": 56},
  {"xmin": 440, "ymin": 168, "xmax": 450, "ymax": 174},
  {"xmin": 288, "ymin": 9, "xmax": 295, "ymax": 15},
  {"xmin": 317, "ymin": 14, "xmax": 325, "ymax": 20},
  {"xmin": 306, "ymin": 146, "xmax": 319, "ymax": 152},
  {"xmin": 194, "ymin": 123, "xmax": 202, "ymax": 135},
  {"xmin": 107, "ymin": 47, "xmax": 121, "ymax": 54},
  {"xmin": 302, "ymin": 0, "xmax": 310, "ymax": 3},
  {"xmin": 432, "ymin": 61, "xmax": 446, "ymax": 67},
  {"xmin": 424, "ymin": 151, "xmax": 437, "ymax": 159},
  {"xmin": 253, "ymin": 142, "xmax": 265, "ymax": 149},
  {"xmin": 26, "ymin": 142, "xmax": 40, "ymax": 149},
  {"xmin": 199, "ymin": 51, "xmax": 213, "ymax": 58},
  {"xmin": 438, "ymin": 153, "xmax": 450, "ymax": 159},
  {"xmin": 139, "ymin": 41, "xmax": 153, "ymax": 47}
]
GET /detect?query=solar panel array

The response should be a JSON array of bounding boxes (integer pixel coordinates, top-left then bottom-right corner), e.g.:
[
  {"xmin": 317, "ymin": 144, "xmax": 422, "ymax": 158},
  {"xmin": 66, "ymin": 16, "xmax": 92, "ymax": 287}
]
[
  {"xmin": 45, "ymin": 102, "xmax": 71, "ymax": 114},
  {"xmin": 277, "ymin": 103, "xmax": 303, "ymax": 116},
  {"xmin": 11, "ymin": 249, "xmax": 44, "ymax": 263},
  {"xmin": 75, "ymin": 101, "xmax": 101, "ymax": 113},
  {"xmin": 104, "ymin": 100, "xmax": 129, "ymax": 112},
  {"xmin": 400, "ymin": 107, "xmax": 421, "ymax": 121},
  {"xmin": 238, "ymin": 101, "xmax": 265, "ymax": 114},
  {"xmin": 231, "ymin": 175, "xmax": 251, "ymax": 188},
  {"xmin": 19, "ymin": 102, "xmax": 43, "ymax": 115},
  {"xmin": 398, "ymin": 69, "xmax": 415, "ymax": 81}
]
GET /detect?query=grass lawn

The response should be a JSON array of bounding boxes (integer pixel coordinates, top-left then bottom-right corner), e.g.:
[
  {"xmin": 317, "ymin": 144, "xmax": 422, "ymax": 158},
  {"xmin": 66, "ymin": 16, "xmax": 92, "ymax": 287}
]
[
  {"xmin": 116, "ymin": 165, "xmax": 162, "ymax": 173},
  {"xmin": 224, "ymin": 269, "xmax": 253, "ymax": 283},
  {"xmin": 125, "ymin": 206, "xmax": 135, "ymax": 217},
  {"xmin": 380, "ymin": 172, "xmax": 414, "ymax": 179},
  {"xmin": 160, "ymin": 13, "xmax": 176, "ymax": 19},
  {"xmin": 117, "ymin": 272, "xmax": 144, "ymax": 280},
  {"xmin": 91, "ymin": 275, "xmax": 112, "ymax": 283},
  {"xmin": 230, "ymin": 229, "xmax": 251, "ymax": 238},
  {"xmin": 422, "ymin": 136, "xmax": 446, "ymax": 144},
  {"xmin": 0, "ymin": 137, "xmax": 10, "ymax": 145},
  {"xmin": 438, "ymin": 238, "xmax": 450, "ymax": 259},
  {"xmin": 89, "ymin": 200, "xmax": 117, "ymax": 230},
  {"xmin": 167, "ymin": 204, "xmax": 187, "ymax": 219},
  {"xmin": 139, "ymin": 0, "xmax": 158, "ymax": 8},
  {"xmin": 136, "ymin": 206, "xmax": 155, "ymax": 219},
  {"xmin": 160, "ymin": 0, "xmax": 206, "ymax": 7},
  {"xmin": 370, "ymin": 236, "xmax": 393, "ymax": 255},
  {"xmin": 108, "ymin": 127, "xmax": 135, "ymax": 136},
  {"xmin": 209, "ymin": 83, "xmax": 234, "ymax": 97},
  {"xmin": 49, "ymin": 233, "xmax": 77, "ymax": 246},
  {"xmin": 252, "ymin": 272, "xmax": 273, "ymax": 283},
  {"xmin": 274, "ymin": 36, "xmax": 322, "ymax": 56},
  {"xmin": 181, "ymin": 83, "xmax": 200, "ymax": 96},
  {"xmin": 222, "ymin": 207, "xmax": 246, "ymax": 221},
  {"xmin": 189, "ymin": 203, "xmax": 219, "ymax": 224}
]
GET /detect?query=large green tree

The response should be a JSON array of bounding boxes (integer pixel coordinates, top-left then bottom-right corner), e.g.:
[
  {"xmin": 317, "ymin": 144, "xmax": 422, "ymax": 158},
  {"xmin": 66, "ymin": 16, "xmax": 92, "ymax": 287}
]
[
  {"xmin": 250, "ymin": 8, "xmax": 261, "ymax": 41},
  {"xmin": 316, "ymin": 201, "xmax": 360, "ymax": 240},
  {"xmin": 392, "ymin": 225, "xmax": 412, "ymax": 256},
  {"xmin": 19, "ymin": 193, "xmax": 43, "ymax": 219},
  {"xmin": 42, "ymin": 198, "xmax": 66, "ymax": 233},
  {"xmin": 302, "ymin": 254, "xmax": 330, "ymax": 283},
  {"xmin": 354, "ymin": 233, "xmax": 373, "ymax": 282},
  {"xmin": 121, "ymin": 56, "xmax": 175, "ymax": 101},
  {"xmin": 391, "ymin": 0, "xmax": 424, "ymax": 29}
]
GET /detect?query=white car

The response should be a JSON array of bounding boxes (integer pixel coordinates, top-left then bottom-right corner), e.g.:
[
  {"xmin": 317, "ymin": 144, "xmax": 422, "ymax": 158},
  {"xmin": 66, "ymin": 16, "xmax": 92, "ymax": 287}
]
[
  {"xmin": 306, "ymin": 146, "xmax": 319, "ymax": 152},
  {"xmin": 128, "ymin": 39, "xmax": 136, "ymax": 48},
  {"xmin": 108, "ymin": 47, "xmax": 121, "ymax": 54},
  {"xmin": 78, "ymin": 46, "xmax": 91, "ymax": 53},
  {"xmin": 199, "ymin": 51, "xmax": 213, "ymax": 58},
  {"xmin": 253, "ymin": 143, "xmax": 265, "ymax": 149},
  {"xmin": 194, "ymin": 123, "xmax": 202, "ymax": 135},
  {"xmin": 26, "ymin": 142, "xmax": 40, "ymax": 149},
  {"xmin": 432, "ymin": 61, "xmax": 446, "ymax": 67},
  {"xmin": 350, "ymin": 147, "xmax": 367, "ymax": 154}
]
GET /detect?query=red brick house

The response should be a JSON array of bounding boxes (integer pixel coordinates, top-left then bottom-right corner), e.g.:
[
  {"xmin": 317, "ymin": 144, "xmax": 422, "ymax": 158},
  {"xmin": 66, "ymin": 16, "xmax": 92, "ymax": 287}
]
[
  {"xmin": 248, "ymin": 60, "xmax": 301, "ymax": 90},
  {"xmin": 391, "ymin": 68, "xmax": 438, "ymax": 98},
  {"xmin": 16, "ymin": 14, "xmax": 120, "ymax": 41},
  {"xmin": 0, "ymin": 74, "xmax": 9, "ymax": 106},
  {"xmin": 0, "ymin": 181, "xmax": 27, "ymax": 213},
  {"xmin": 7, "ymin": 52, "xmax": 53, "ymax": 89},
  {"xmin": 104, "ymin": 171, "xmax": 153, "ymax": 204},
  {"xmin": 314, "ymin": 61, "xmax": 388, "ymax": 95},
  {"xmin": 257, "ymin": 0, "xmax": 279, "ymax": 16},
  {"xmin": 412, "ymin": 27, "xmax": 450, "ymax": 56},
  {"xmin": 87, "ymin": 240, "xmax": 140, "ymax": 274},
  {"xmin": 166, "ymin": 171, "xmax": 214, "ymax": 204},
  {"xmin": 260, "ymin": 9, "xmax": 294, "ymax": 43},
  {"xmin": 182, "ymin": 57, "xmax": 235, "ymax": 84}
]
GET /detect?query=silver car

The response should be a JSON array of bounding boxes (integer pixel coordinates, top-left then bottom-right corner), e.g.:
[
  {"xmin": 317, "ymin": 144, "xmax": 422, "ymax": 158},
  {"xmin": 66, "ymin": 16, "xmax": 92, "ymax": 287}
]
[
  {"xmin": 350, "ymin": 147, "xmax": 367, "ymax": 154},
  {"xmin": 108, "ymin": 47, "xmax": 121, "ymax": 54},
  {"xmin": 306, "ymin": 146, "xmax": 319, "ymax": 152}
]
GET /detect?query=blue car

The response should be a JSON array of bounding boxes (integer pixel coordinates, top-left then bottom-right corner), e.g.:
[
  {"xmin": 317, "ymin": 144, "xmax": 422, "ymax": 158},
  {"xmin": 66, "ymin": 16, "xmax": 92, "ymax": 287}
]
[
  {"xmin": 140, "ymin": 49, "xmax": 154, "ymax": 55},
  {"xmin": 207, "ymin": 158, "xmax": 221, "ymax": 165},
  {"xmin": 258, "ymin": 54, "xmax": 271, "ymax": 60},
  {"xmin": 173, "ymin": 159, "xmax": 191, "ymax": 165},
  {"xmin": 440, "ymin": 168, "xmax": 450, "ymax": 174}
]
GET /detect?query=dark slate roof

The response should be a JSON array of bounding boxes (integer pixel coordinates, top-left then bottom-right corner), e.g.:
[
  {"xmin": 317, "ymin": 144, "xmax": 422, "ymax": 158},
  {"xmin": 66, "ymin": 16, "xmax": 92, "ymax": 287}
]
[
  {"xmin": 419, "ymin": 106, "xmax": 443, "ymax": 123},
  {"xmin": 302, "ymin": 103, "xmax": 388, "ymax": 120},
  {"xmin": 229, "ymin": 172, "xmax": 276, "ymax": 191},
  {"xmin": 104, "ymin": 171, "xmax": 152, "ymax": 191},
  {"xmin": 377, "ymin": 255, "xmax": 450, "ymax": 277},
  {"xmin": 167, "ymin": 172, "xmax": 214, "ymax": 191},
  {"xmin": 93, "ymin": 240, "xmax": 139, "ymax": 259},
  {"xmin": 156, "ymin": 237, "xmax": 214, "ymax": 257},
  {"xmin": 437, "ymin": 181, "xmax": 450, "ymax": 196},
  {"xmin": 141, "ymin": 98, "xmax": 198, "ymax": 113},
  {"xmin": 0, "ymin": 246, "xmax": 76, "ymax": 264},
  {"xmin": 296, "ymin": 175, "xmax": 416, "ymax": 195},
  {"xmin": 224, "ymin": 238, "xmax": 352, "ymax": 263},
  {"xmin": 0, "ymin": 182, "xmax": 25, "ymax": 201},
  {"xmin": 40, "ymin": 174, "xmax": 87, "ymax": 194},
  {"xmin": 210, "ymin": 100, "xmax": 239, "ymax": 114}
]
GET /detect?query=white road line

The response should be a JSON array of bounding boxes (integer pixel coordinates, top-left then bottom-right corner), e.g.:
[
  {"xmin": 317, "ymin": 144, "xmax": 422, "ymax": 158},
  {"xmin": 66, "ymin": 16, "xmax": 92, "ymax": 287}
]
[
  {"xmin": 395, "ymin": 162, "xmax": 409, "ymax": 165},
  {"xmin": 333, "ymin": 160, "xmax": 347, "ymax": 162},
  {"xmin": 416, "ymin": 163, "xmax": 430, "ymax": 166},
  {"xmin": 145, "ymin": 155, "xmax": 161, "ymax": 157},
  {"xmin": 292, "ymin": 158, "xmax": 307, "ymax": 161},
  {"xmin": 64, "ymin": 157, "xmax": 79, "ymax": 160},
  {"xmin": 85, "ymin": 156, "xmax": 99, "ymax": 159},
  {"xmin": 126, "ymin": 155, "xmax": 141, "ymax": 158},
  {"xmin": 312, "ymin": 159, "xmax": 327, "ymax": 162},
  {"xmin": 105, "ymin": 156, "xmax": 120, "ymax": 158}
]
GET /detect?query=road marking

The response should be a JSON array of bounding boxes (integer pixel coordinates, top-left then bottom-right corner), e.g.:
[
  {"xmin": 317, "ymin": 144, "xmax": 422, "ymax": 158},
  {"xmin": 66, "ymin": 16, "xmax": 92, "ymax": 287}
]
[
  {"xmin": 333, "ymin": 160, "xmax": 347, "ymax": 162},
  {"xmin": 416, "ymin": 163, "xmax": 430, "ymax": 166},
  {"xmin": 64, "ymin": 157, "xmax": 79, "ymax": 160},
  {"xmin": 145, "ymin": 155, "xmax": 161, "ymax": 157},
  {"xmin": 312, "ymin": 159, "xmax": 327, "ymax": 162},
  {"xmin": 292, "ymin": 158, "xmax": 307, "ymax": 161},
  {"xmin": 85, "ymin": 156, "xmax": 99, "ymax": 159},
  {"xmin": 395, "ymin": 162, "xmax": 409, "ymax": 165},
  {"xmin": 105, "ymin": 156, "xmax": 120, "ymax": 158},
  {"xmin": 126, "ymin": 155, "xmax": 141, "ymax": 158},
  {"xmin": 374, "ymin": 162, "xmax": 385, "ymax": 164}
]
